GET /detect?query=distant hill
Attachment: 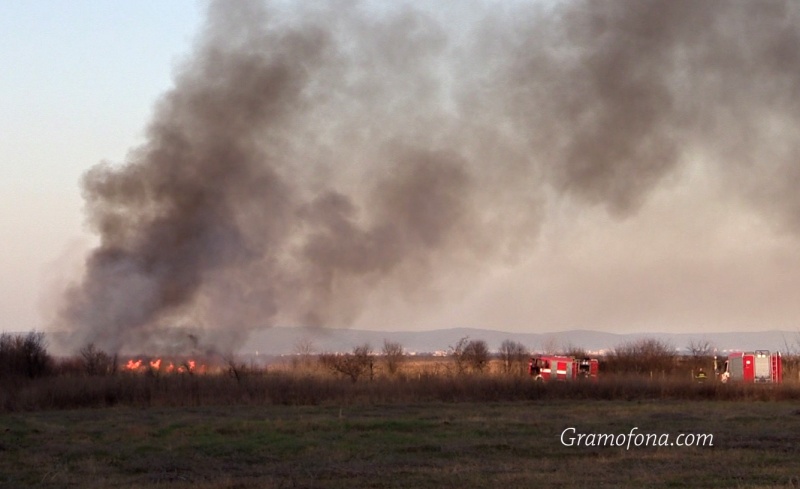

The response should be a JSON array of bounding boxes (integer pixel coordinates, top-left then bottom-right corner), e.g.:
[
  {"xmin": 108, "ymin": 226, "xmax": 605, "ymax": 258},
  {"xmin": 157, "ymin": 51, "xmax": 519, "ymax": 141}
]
[
  {"xmin": 244, "ymin": 326, "xmax": 800, "ymax": 356},
  {"xmin": 14, "ymin": 327, "xmax": 799, "ymax": 357}
]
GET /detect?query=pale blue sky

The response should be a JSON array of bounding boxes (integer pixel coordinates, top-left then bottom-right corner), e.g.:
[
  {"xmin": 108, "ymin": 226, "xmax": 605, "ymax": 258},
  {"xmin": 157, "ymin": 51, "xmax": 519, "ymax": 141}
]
[{"xmin": 1, "ymin": 1, "xmax": 203, "ymax": 331}]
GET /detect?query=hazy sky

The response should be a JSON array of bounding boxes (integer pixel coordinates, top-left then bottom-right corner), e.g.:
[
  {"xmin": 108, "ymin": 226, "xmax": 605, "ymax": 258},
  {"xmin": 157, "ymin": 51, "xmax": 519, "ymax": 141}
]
[
  {"xmin": 3, "ymin": 1, "xmax": 800, "ymax": 349},
  {"xmin": 1, "ymin": 1, "xmax": 202, "ymax": 333}
]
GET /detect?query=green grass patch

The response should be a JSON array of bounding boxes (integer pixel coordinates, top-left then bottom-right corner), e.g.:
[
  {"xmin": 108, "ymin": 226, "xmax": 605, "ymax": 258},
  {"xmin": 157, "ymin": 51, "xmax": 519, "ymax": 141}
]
[{"xmin": 1, "ymin": 401, "xmax": 800, "ymax": 488}]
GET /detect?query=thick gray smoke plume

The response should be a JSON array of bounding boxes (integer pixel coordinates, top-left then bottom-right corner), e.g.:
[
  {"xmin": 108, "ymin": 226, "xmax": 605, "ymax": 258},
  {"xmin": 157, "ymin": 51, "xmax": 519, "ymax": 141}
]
[{"xmin": 58, "ymin": 0, "xmax": 800, "ymax": 353}]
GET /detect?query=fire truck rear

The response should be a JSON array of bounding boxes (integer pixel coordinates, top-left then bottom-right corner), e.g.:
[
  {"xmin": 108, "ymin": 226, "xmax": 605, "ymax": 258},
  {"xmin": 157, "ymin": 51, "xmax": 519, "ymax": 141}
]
[
  {"xmin": 528, "ymin": 355, "xmax": 599, "ymax": 381},
  {"xmin": 716, "ymin": 350, "xmax": 782, "ymax": 383}
]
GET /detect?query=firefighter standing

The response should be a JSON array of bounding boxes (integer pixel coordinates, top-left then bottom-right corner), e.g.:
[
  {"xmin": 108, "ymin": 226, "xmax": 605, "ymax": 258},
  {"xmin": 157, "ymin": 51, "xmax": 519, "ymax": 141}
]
[
  {"xmin": 528, "ymin": 358, "xmax": 541, "ymax": 378},
  {"xmin": 695, "ymin": 368, "xmax": 708, "ymax": 383}
]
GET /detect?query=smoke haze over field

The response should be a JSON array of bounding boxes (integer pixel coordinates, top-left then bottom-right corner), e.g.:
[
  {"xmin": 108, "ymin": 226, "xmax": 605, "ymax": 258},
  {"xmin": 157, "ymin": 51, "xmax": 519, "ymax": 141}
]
[{"xmin": 55, "ymin": 0, "xmax": 800, "ymax": 353}]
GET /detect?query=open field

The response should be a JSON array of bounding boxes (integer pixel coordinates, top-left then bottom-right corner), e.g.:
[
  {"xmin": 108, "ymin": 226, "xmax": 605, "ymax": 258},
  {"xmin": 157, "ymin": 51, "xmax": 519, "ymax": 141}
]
[
  {"xmin": 3, "ymin": 335, "xmax": 800, "ymax": 487},
  {"xmin": 2, "ymin": 399, "xmax": 800, "ymax": 488}
]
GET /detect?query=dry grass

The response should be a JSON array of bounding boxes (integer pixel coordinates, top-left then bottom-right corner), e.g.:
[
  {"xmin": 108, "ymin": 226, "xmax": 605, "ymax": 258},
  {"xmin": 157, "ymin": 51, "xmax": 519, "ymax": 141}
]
[{"xmin": 3, "ymin": 368, "xmax": 800, "ymax": 412}]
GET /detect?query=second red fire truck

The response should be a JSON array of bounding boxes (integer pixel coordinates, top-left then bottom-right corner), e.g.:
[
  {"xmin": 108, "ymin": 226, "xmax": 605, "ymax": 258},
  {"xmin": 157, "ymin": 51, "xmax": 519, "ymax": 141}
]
[
  {"xmin": 716, "ymin": 350, "xmax": 782, "ymax": 383},
  {"xmin": 528, "ymin": 355, "xmax": 599, "ymax": 381}
]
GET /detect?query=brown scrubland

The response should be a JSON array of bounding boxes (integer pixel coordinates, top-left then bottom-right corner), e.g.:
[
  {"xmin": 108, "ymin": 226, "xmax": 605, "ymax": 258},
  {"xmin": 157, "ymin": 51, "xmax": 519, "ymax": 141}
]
[{"xmin": 2, "ymin": 332, "xmax": 800, "ymax": 412}]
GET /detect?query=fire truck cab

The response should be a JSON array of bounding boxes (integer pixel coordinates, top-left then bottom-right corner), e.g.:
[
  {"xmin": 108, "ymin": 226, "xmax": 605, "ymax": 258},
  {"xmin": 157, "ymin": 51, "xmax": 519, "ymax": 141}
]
[
  {"xmin": 717, "ymin": 350, "xmax": 782, "ymax": 384},
  {"xmin": 528, "ymin": 355, "xmax": 598, "ymax": 381}
]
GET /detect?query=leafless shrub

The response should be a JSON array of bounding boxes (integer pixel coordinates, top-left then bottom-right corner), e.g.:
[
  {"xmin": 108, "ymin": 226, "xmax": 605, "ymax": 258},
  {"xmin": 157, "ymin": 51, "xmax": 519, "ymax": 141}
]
[
  {"xmin": 449, "ymin": 337, "xmax": 470, "ymax": 375},
  {"xmin": 498, "ymin": 340, "xmax": 529, "ymax": 375},
  {"xmin": 224, "ymin": 353, "xmax": 255, "ymax": 384},
  {"xmin": 0, "ymin": 332, "xmax": 53, "ymax": 379},
  {"xmin": 686, "ymin": 339, "xmax": 715, "ymax": 372},
  {"xmin": 320, "ymin": 344, "xmax": 374, "ymax": 382},
  {"xmin": 607, "ymin": 338, "xmax": 678, "ymax": 377},
  {"xmin": 439, "ymin": 338, "xmax": 489, "ymax": 374},
  {"xmin": 686, "ymin": 339, "xmax": 714, "ymax": 357},
  {"xmin": 294, "ymin": 337, "xmax": 316, "ymax": 356},
  {"xmin": 540, "ymin": 336, "xmax": 560, "ymax": 355},
  {"xmin": 291, "ymin": 336, "xmax": 317, "ymax": 371},
  {"xmin": 466, "ymin": 340, "xmax": 490, "ymax": 373},
  {"xmin": 79, "ymin": 343, "xmax": 117, "ymax": 376},
  {"xmin": 561, "ymin": 342, "xmax": 589, "ymax": 359},
  {"xmin": 54, "ymin": 356, "xmax": 85, "ymax": 376},
  {"xmin": 382, "ymin": 340, "xmax": 404, "ymax": 376}
]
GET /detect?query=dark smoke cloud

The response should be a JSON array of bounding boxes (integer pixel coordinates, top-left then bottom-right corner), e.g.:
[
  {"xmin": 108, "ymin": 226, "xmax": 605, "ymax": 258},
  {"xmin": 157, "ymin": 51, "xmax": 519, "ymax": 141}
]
[{"xmin": 57, "ymin": 0, "xmax": 800, "ymax": 353}]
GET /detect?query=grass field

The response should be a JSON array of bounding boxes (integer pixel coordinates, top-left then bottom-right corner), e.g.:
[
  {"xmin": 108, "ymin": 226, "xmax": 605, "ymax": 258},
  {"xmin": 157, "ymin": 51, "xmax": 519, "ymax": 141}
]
[{"xmin": 2, "ymin": 398, "xmax": 800, "ymax": 488}]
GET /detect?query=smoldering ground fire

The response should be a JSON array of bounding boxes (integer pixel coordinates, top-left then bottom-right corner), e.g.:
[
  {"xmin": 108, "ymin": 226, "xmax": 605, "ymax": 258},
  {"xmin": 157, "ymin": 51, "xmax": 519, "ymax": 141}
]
[{"xmin": 55, "ymin": 0, "xmax": 800, "ymax": 354}]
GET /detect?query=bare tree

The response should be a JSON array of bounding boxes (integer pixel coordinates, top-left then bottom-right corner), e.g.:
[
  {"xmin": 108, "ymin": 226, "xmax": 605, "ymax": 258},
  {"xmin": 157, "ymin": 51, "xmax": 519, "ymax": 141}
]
[
  {"xmin": 320, "ymin": 344, "xmax": 374, "ymax": 382},
  {"xmin": 381, "ymin": 340, "xmax": 404, "ymax": 375},
  {"xmin": 463, "ymin": 339, "xmax": 490, "ymax": 373},
  {"xmin": 498, "ymin": 339, "xmax": 528, "ymax": 375},
  {"xmin": 223, "ymin": 353, "xmax": 253, "ymax": 384},
  {"xmin": 292, "ymin": 336, "xmax": 317, "ymax": 370},
  {"xmin": 607, "ymin": 338, "xmax": 677, "ymax": 376},
  {"xmin": 294, "ymin": 336, "xmax": 315, "ymax": 355},
  {"xmin": 540, "ymin": 335, "xmax": 560, "ymax": 355},
  {"xmin": 687, "ymin": 339, "xmax": 714, "ymax": 358},
  {"xmin": 79, "ymin": 343, "xmax": 116, "ymax": 376},
  {"xmin": 561, "ymin": 342, "xmax": 589, "ymax": 359},
  {"xmin": 0, "ymin": 331, "xmax": 52, "ymax": 379},
  {"xmin": 686, "ymin": 339, "xmax": 715, "ymax": 373},
  {"xmin": 450, "ymin": 336, "xmax": 470, "ymax": 375}
]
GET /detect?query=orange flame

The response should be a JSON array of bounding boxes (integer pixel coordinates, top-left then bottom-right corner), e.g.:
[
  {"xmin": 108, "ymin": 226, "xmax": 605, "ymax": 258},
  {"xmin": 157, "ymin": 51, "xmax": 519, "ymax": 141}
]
[
  {"xmin": 122, "ymin": 357, "xmax": 206, "ymax": 374},
  {"xmin": 125, "ymin": 359, "xmax": 142, "ymax": 370}
]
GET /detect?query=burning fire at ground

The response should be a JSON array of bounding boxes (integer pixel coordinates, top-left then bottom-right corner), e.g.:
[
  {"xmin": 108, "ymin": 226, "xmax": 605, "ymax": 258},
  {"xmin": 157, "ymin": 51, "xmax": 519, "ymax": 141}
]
[{"xmin": 123, "ymin": 357, "xmax": 207, "ymax": 374}]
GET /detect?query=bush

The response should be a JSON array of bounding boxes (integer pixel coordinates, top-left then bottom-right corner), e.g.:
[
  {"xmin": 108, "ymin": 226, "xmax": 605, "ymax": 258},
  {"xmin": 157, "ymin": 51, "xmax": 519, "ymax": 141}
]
[
  {"xmin": 462, "ymin": 340, "xmax": 490, "ymax": 373},
  {"xmin": 0, "ymin": 332, "xmax": 53, "ymax": 379},
  {"xmin": 320, "ymin": 344, "xmax": 374, "ymax": 382},
  {"xmin": 606, "ymin": 338, "xmax": 677, "ymax": 376},
  {"xmin": 450, "ymin": 337, "xmax": 490, "ymax": 374},
  {"xmin": 382, "ymin": 340, "xmax": 404, "ymax": 375},
  {"xmin": 79, "ymin": 343, "xmax": 117, "ymax": 376},
  {"xmin": 498, "ymin": 339, "xmax": 529, "ymax": 375}
]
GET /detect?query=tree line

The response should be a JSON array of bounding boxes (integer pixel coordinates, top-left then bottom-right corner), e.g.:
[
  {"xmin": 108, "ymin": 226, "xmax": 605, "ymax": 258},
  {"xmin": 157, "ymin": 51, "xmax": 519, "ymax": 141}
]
[{"xmin": 0, "ymin": 331, "xmax": 780, "ymax": 382}]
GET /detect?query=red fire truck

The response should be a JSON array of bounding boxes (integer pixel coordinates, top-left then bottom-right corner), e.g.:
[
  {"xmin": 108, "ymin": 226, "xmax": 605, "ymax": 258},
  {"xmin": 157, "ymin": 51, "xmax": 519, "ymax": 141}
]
[
  {"xmin": 716, "ymin": 350, "xmax": 782, "ymax": 383},
  {"xmin": 528, "ymin": 355, "xmax": 599, "ymax": 381}
]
